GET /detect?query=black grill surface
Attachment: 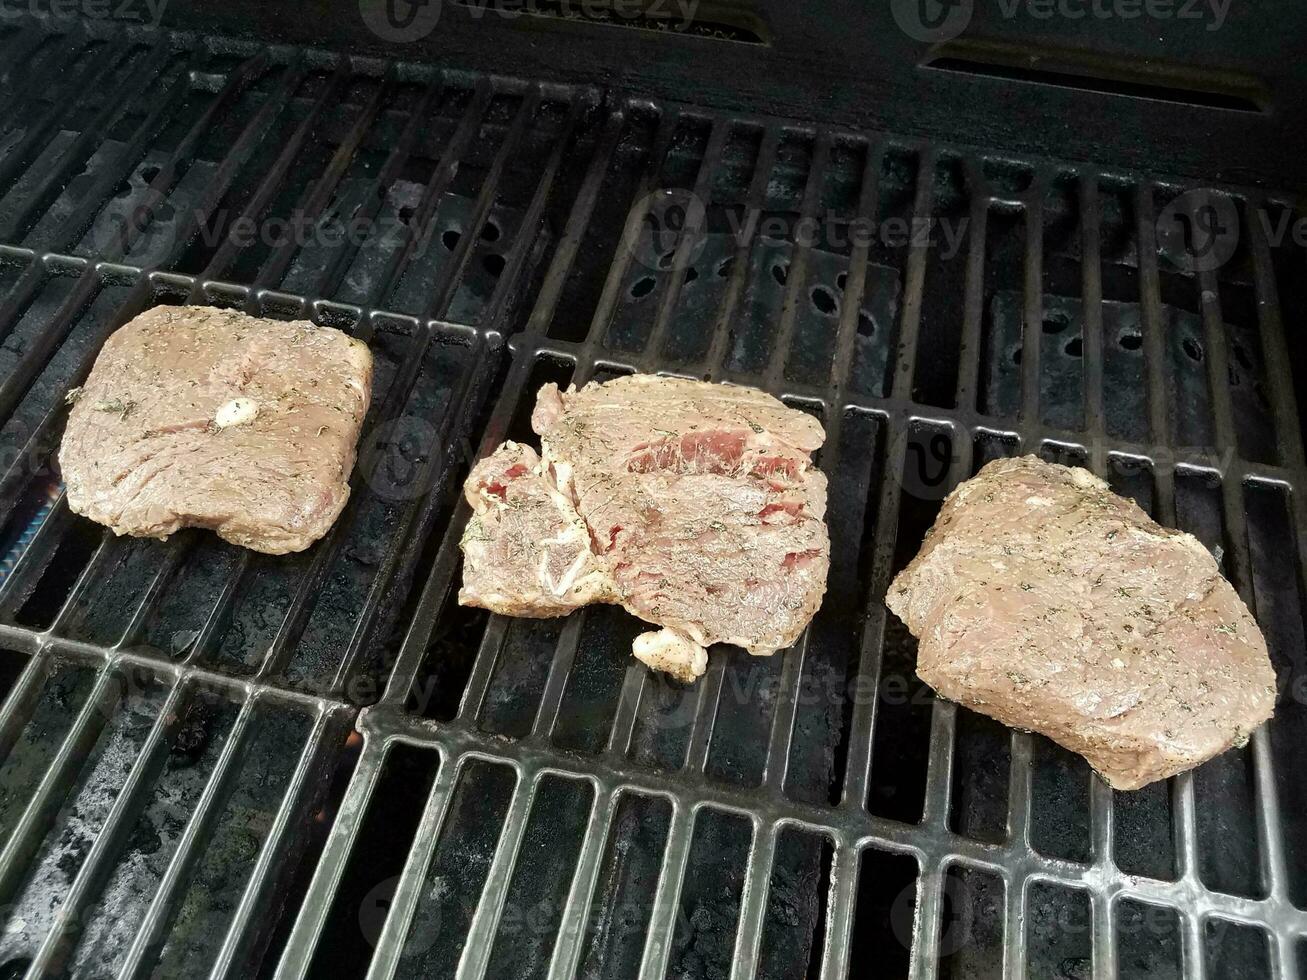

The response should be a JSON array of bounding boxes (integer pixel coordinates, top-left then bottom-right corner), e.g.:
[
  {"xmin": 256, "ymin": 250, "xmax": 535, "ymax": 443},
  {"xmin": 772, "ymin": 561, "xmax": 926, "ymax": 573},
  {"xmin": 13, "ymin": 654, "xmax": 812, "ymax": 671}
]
[{"xmin": 0, "ymin": 14, "xmax": 1304, "ymax": 980}]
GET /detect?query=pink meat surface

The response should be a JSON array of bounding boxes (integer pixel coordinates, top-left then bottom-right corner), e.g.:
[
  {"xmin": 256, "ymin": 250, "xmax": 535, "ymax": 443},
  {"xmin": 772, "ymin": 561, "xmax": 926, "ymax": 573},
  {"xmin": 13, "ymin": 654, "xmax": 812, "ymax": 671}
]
[
  {"xmin": 886, "ymin": 455, "xmax": 1277, "ymax": 790},
  {"xmin": 458, "ymin": 375, "xmax": 830, "ymax": 681}
]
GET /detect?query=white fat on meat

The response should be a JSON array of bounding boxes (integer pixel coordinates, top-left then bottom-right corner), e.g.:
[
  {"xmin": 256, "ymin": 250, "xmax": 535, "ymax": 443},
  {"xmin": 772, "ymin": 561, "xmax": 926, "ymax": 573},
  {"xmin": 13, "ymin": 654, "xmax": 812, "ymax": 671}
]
[{"xmin": 632, "ymin": 627, "xmax": 708, "ymax": 683}]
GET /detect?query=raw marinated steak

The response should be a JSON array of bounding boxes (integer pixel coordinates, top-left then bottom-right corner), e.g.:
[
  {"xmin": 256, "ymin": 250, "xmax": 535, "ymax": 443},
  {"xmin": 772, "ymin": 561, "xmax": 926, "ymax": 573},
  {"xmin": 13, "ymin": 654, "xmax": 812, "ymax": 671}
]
[
  {"xmin": 60, "ymin": 305, "xmax": 373, "ymax": 555},
  {"xmin": 458, "ymin": 374, "xmax": 830, "ymax": 681},
  {"xmin": 886, "ymin": 455, "xmax": 1276, "ymax": 790}
]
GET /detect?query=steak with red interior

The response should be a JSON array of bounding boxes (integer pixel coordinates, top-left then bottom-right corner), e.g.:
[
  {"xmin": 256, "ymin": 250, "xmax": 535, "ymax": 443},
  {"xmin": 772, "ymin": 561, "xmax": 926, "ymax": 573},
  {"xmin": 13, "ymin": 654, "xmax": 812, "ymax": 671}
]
[
  {"xmin": 459, "ymin": 374, "xmax": 830, "ymax": 682},
  {"xmin": 886, "ymin": 455, "xmax": 1277, "ymax": 790},
  {"xmin": 60, "ymin": 306, "xmax": 372, "ymax": 555}
]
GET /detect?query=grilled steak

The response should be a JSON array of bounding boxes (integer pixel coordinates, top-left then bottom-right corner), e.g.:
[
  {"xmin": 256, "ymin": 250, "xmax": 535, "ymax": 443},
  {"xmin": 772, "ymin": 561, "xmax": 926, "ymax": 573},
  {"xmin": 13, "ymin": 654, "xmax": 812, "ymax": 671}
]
[
  {"xmin": 886, "ymin": 455, "xmax": 1276, "ymax": 790},
  {"xmin": 459, "ymin": 374, "xmax": 830, "ymax": 681},
  {"xmin": 460, "ymin": 441, "xmax": 615, "ymax": 617},
  {"xmin": 60, "ymin": 305, "xmax": 373, "ymax": 555}
]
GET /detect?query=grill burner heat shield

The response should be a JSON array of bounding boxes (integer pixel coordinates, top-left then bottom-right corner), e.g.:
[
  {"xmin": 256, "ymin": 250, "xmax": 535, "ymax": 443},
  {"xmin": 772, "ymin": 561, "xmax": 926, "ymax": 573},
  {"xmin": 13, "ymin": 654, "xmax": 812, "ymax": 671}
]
[{"xmin": 0, "ymin": 10, "xmax": 1303, "ymax": 980}]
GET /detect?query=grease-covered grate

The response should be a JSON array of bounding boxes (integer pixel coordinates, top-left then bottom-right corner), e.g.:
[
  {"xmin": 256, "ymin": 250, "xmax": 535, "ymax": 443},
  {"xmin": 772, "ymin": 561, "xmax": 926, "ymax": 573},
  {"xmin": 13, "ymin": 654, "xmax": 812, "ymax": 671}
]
[{"xmin": 0, "ymin": 13, "xmax": 1304, "ymax": 980}]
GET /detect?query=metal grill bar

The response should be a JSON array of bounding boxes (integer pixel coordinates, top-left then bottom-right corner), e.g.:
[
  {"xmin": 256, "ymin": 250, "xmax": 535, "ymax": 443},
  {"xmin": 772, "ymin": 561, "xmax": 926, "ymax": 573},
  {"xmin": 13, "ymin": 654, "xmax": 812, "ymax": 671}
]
[
  {"xmin": 453, "ymin": 770, "xmax": 537, "ymax": 979},
  {"xmin": 0, "ymin": 652, "xmax": 49, "ymax": 763},
  {"xmin": 364, "ymin": 753, "xmax": 461, "ymax": 980},
  {"xmin": 374, "ymin": 344, "xmax": 537, "ymax": 710},
  {"xmin": 838, "ymin": 413, "xmax": 899, "ymax": 812},
  {"xmin": 908, "ymin": 858, "xmax": 946, "ymax": 978},
  {"xmin": 115, "ymin": 696, "xmax": 261, "ymax": 980},
  {"xmin": 681, "ymin": 655, "xmax": 726, "ymax": 773},
  {"xmin": 601, "ymin": 653, "xmax": 648, "ymax": 757},
  {"xmin": 0, "ymin": 30, "xmax": 100, "ymax": 119},
  {"xmin": 0, "ymin": 27, "xmax": 57, "ymax": 98},
  {"xmin": 0, "ymin": 487, "xmax": 76, "ymax": 609},
  {"xmin": 1134, "ymin": 184, "xmax": 1173, "ymax": 453},
  {"xmin": 358, "ymin": 662, "xmax": 1307, "ymax": 966},
  {"xmin": 48, "ymin": 525, "xmax": 117, "ymax": 633},
  {"xmin": 579, "ymin": 108, "xmax": 682, "ymax": 352},
  {"xmin": 118, "ymin": 535, "xmax": 192, "ymax": 646},
  {"xmin": 251, "ymin": 64, "xmax": 400, "ymax": 292},
  {"xmin": 817, "ymin": 842, "xmax": 859, "ymax": 980},
  {"xmin": 1003, "ymin": 734, "xmax": 1034, "ymax": 979},
  {"xmin": 1080, "ymin": 175, "xmax": 1108, "ymax": 462},
  {"xmin": 762, "ymin": 129, "xmax": 830, "ymax": 390},
  {"xmin": 890, "ymin": 148, "xmax": 937, "ymax": 397},
  {"xmin": 642, "ymin": 118, "xmax": 729, "ymax": 364},
  {"xmin": 256, "ymin": 318, "xmax": 440, "ymax": 679},
  {"xmin": 274, "ymin": 735, "xmax": 391, "ymax": 979},
  {"xmin": 727, "ymin": 819, "xmax": 778, "ymax": 980},
  {"xmin": 331, "ymin": 330, "xmax": 501, "ymax": 695},
  {"xmin": 24, "ymin": 680, "xmax": 188, "ymax": 975},
  {"xmin": 105, "ymin": 51, "xmax": 278, "ymax": 265},
  {"xmin": 1089, "ymin": 776, "xmax": 1117, "ymax": 978},
  {"xmin": 197, "ymin": 56, "xmax": 353, "ymax": 284},
  {"xmin": 636, "ymin": 801, "xmax": 694, "ymax": 980},
  {"xmin": 428, "ymin": 86, "xmax": 544, "ymax": 318},
  {"xmin": 307, "ymin": 73, "xmax": 454, "ymax": 305},
  {"xmin": 919, "ymin": 428, "xmax": 974, "ymax": 828},
  {"xmin": 761, "ymin": 635, "xmax": 807, "ymax": 791},
  {"xmin": 0, "ymin": 267, "xmax": 101, "ymax": 437},
  {"xmin": 0, "ymin": 40, "xmax": 134, "ymax": 193},
  {"xmin": 210, "ymin": 706, "xmax": 341, "ymax": 980},
  {"xmin": 952, "ymin": 158, "xmax": 988, "ymax": 411},
  {"xmin": 0, "ymin": 40, "xmax": 176, "ymax": 243},
  {"xmin": 830, "ymin": 139, "xmax": 885, "ymax": 391},
  {"xmin": 1020, "ymin": 171, "xmax": 1048, "ymax": 425},
  {"xmin": 1246, "ymin": 203, "xmax": 1306, "ymax": 469},
  {"xmin": 480, "ymin": 97, "xmax": 587, "ymax": 331},
  {"xmin": 544, "ymin": 783, "xmax": 618, "ymax": 980},
  {"xmin": 14, "ymin": 54, "xmax": 198, "ymax": 259},
  {"xmin": 521, "ymin": 104, "xmax": 626, "ymax": 337},
  {"xmin": 703, "ymin": 126, "xmax": 781, "ymax": 379},
  {"xmin": 0, "ymin": 664, "xmax": 118, "ymax": 906}
]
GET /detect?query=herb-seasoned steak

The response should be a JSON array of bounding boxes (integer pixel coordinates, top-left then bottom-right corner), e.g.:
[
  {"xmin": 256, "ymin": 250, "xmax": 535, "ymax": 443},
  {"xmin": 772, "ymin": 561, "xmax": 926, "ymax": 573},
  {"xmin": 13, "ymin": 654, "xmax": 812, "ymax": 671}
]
[
  {"xmin": 459, "ymin": 374, "xmax": 830, "ymax": 681},
  {"xmin": 60, "ymin": 305, "xmax": 372, "ymax": 555},
  {"xmin": 886, "ymin": 455, "xmax": 1277, "ymax": 790}
]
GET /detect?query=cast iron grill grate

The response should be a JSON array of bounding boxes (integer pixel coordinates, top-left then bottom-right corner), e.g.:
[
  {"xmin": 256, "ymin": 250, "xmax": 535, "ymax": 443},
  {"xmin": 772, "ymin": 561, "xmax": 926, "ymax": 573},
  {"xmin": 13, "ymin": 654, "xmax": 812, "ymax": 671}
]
[{"xmin": 0, "ymin": 13, "xmax": 1303, "ymax": 980}]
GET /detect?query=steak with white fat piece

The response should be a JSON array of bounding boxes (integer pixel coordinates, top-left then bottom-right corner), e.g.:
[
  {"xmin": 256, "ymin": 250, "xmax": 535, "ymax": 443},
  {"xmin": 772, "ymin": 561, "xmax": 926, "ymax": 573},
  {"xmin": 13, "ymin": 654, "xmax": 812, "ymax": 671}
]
[
  {"xmin": 60, "ymin": 306, "xmax": 372, "ymax": 555},
  {"xmin": 458, "ymin": 374, "xmax": 830, "ymax": 681},
  {"xmin": 886, "ymin": 455, "xmax": 1277, "ymax": 790}
]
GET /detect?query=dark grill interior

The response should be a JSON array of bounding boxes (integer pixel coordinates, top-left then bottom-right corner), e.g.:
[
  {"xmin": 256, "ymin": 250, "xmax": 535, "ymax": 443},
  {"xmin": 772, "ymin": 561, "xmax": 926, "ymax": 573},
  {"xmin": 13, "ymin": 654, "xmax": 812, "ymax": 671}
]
[{"xmin": 0, "ymin": 11, "xmax": 1304, "ymax": 979}]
